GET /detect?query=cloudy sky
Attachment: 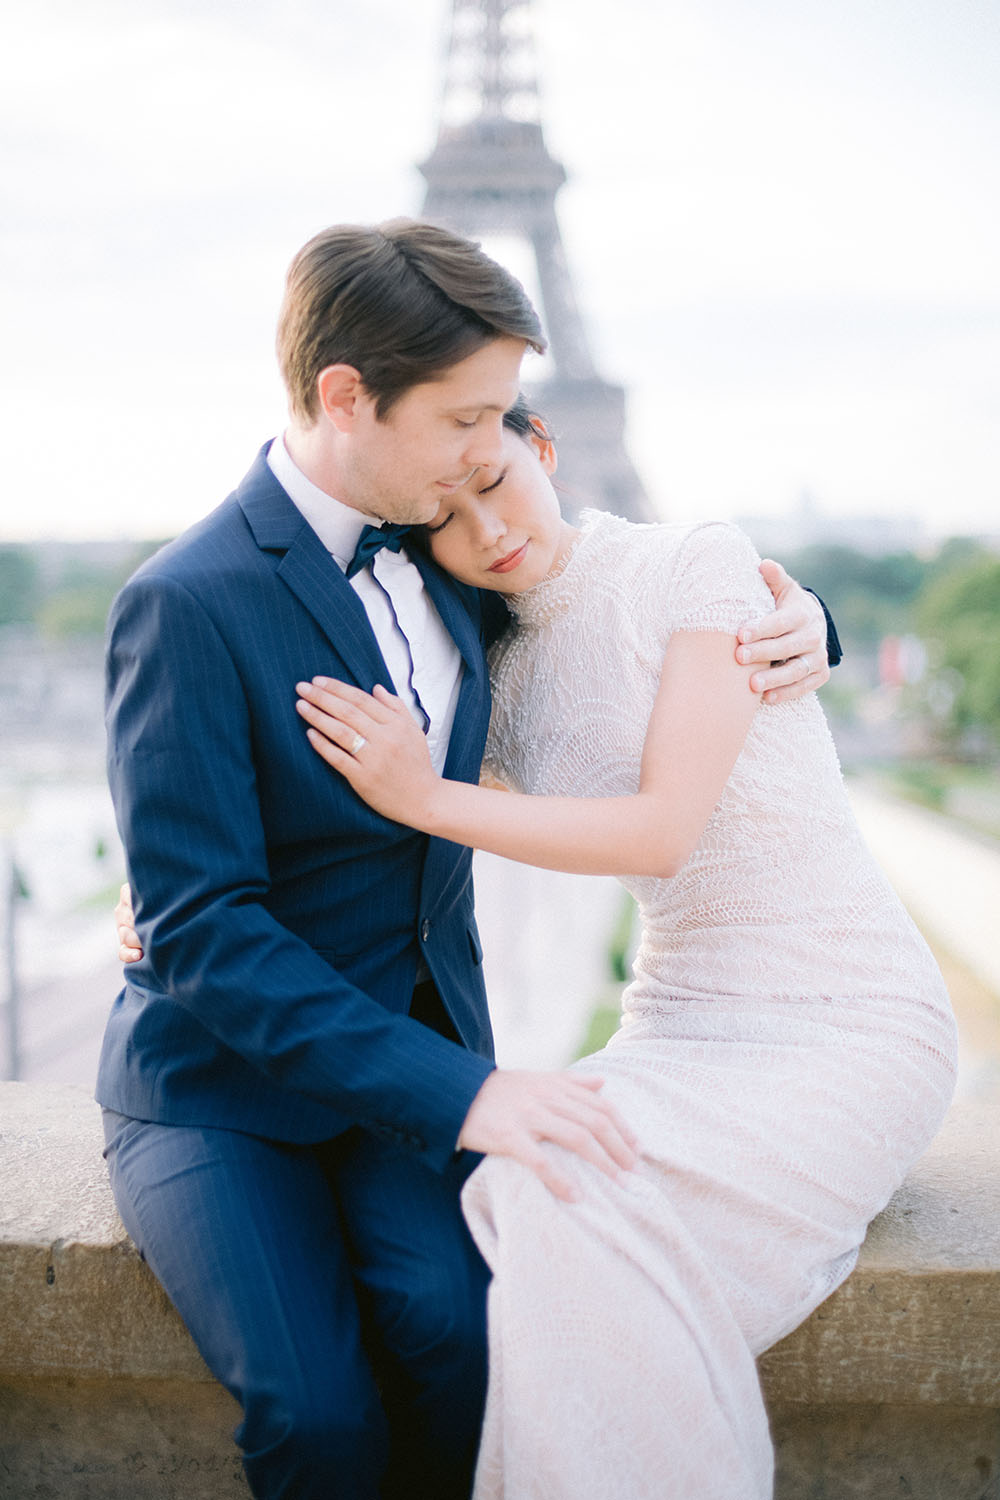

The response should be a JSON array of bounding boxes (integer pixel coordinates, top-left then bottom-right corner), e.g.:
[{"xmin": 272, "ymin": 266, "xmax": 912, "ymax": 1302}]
[{"xmin": 2, "ymin": 0, "xmax": 997, "ymax": 541}]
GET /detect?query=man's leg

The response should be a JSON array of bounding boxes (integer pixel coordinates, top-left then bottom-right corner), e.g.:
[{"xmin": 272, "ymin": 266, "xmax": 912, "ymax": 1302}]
[
  {"xmin": 333, "ymin": 1130, "xmax": 490, "ymax": 1500},
  {"xmin": 103, "ymin": 1111, "xmax": 389, "ymax": 1500}
]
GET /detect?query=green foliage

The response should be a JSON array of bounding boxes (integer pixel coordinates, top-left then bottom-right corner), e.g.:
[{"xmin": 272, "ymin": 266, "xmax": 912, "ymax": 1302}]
[
  {"xmin": 575, "ymin": 1004, "xmax": 621, "ymax": 1060},
  {"xmin": 0, "ymin": 547, "xmax": 41, "ymax": 626},
  {"xmin": 38, "ymin": 584, "xmax": 118, "ymax": 639},
  {"xmin": 917, "ymin": 554, "xmax": 1000, "ymax": 749},
  {"xmin": 25, "ymin": 538, "xmax": 170, "ymax": 639},
  {"xmin": 606, "ymin": 890, "xmax": 638, "ymax": 984},
  {"xmin": 887, "ymin": 761, "xmax": 950, "ymax": 810},
  {"xmin": 779, "ymin": 544, "xmax": 930, "ymax": 648}
]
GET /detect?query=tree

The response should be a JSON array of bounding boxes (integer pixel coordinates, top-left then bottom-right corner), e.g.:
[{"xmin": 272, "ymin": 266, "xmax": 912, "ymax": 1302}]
[
  {"xmin": 0, "ymin": 547, "xmax": 40, "ymax": 627},
  {"xmin": 916, "ymin": 553, "xmax": 1000, "ymax": 754}
]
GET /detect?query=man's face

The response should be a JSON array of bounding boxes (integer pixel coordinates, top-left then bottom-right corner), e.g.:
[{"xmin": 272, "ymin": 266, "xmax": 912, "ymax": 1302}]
[{"xmin": 342, "ymin": 336, "xmax": 527, "ymax": 525}]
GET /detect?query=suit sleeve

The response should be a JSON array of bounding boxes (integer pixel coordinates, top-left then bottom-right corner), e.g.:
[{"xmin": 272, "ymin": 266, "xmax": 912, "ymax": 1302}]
[{"xmin": 105, "ymin": 571, "xmax": 492, "ymax": 1169}]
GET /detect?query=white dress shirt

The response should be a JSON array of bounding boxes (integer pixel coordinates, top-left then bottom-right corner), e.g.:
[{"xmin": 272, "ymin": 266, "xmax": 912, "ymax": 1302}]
[{"xmin": 267, "ymin": 436, "xmax": 462, "ymax": 773}]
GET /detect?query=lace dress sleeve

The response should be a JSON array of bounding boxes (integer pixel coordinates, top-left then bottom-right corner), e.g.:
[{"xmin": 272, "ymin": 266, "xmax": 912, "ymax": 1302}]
[{"xmin": 663, "ymin": 522, "xmax": 774, "ymax": 637}]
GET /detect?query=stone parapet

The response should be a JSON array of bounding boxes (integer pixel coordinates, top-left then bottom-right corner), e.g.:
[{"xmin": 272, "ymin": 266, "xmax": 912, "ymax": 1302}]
[
  {"xmin": 1, "ymin": 1082, "xmax": 998, "ymax": 1498},
  {"xmin": 761, "ymin": 1093, "xmax": 1000, "ymax": 1496}
]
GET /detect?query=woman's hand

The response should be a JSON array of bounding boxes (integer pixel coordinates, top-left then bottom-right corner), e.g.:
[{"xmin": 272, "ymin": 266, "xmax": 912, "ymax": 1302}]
[
  {"xmin": 296, "ymin": 679, "xmax": 443, "ymax": 829},
  {"xmin": 115, "ymin": 882, "xmax": 143, "ymax": 963},
  {"xmin": 737, "ymin": 561, "xmax": 831, "ymax": 704}
]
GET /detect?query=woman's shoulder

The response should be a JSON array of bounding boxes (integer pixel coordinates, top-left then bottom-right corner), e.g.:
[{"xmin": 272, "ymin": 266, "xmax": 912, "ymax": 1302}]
[
  {"xmin": 579, "ymin": 511, "xmax": 771, "ymax": 634},
  {"xmin": 579, "ymin": 510, "xmax": 761, "ymax": 574}
]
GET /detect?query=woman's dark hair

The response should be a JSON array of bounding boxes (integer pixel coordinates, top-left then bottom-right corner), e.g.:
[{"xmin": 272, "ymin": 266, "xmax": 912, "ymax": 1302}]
[
  {"xmin": 277, "ymin": 219, "xmax": 546, "ymax": 422},
  {"xmin": 502, "ymin": 394, "xmax": 553, "ymax": 442}
]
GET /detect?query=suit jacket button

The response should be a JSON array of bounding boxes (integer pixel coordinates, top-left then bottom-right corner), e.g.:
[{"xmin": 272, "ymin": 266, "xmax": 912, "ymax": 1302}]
[{"xmin": 420, "ymin": 919, "xmax": 431, "ymax": 942}]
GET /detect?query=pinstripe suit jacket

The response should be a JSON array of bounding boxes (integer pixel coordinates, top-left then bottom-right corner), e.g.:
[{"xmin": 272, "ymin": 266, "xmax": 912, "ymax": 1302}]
[{"xmin": 97, "ymin": 444, "xmax": 502, "ymax": 1171}]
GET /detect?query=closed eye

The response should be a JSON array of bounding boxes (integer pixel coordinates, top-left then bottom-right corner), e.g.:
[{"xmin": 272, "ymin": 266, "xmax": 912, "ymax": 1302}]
[
  {"xmin": 478, "ymin": 468, "xmax": 507, "ymax": 495},
  {"xmin": 425, "ymin": 513, "xmax": 452, "ymax": 535}
]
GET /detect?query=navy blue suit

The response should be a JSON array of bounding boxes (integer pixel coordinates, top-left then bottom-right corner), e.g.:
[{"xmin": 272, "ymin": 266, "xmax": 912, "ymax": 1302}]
[{"xmin": 98, "ymin": 445, "xmax": 506, "ymax": 1498}]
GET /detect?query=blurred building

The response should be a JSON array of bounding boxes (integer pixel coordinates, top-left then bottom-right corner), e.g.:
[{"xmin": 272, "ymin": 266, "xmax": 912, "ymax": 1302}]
[
  {"xmin": 419, "ymin": 0, "xmax": 651, "ymax": 523},
  {"xmin": 738, "ymin": 491, "xmax": 925, "ymax": 556}
]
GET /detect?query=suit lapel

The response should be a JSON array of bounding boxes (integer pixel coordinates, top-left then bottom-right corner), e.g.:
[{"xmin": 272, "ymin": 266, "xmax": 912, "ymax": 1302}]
[
  {"xmin": 411, "ymin": 549, "xmax": 491, "ymax": 780},
  {"xmin": 237, "ymin": 446, "xmax": 491, "ymax": 765},
  {"xmin": 237, "ymin": 448, "xmax": 394, "ymax": 691}
]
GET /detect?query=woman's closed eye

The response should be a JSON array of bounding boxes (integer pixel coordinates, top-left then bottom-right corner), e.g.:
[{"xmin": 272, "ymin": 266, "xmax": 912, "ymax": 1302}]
[
  {"xmin": 479, "ymin": 468, "xmax": 507, "ymax": 496},
  {"xmin": 426, "ymin": 468, "xmax": 509, "ymax": 536}
]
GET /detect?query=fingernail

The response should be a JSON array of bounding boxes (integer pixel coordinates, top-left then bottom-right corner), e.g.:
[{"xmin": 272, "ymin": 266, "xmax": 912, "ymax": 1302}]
[
  {"xmin": 737, "ymin": 648, "xmax": 750, "ymax": 664},
  {"xmin": 312, "ymin": 676, "xmax": 331, "ymax": 687}
]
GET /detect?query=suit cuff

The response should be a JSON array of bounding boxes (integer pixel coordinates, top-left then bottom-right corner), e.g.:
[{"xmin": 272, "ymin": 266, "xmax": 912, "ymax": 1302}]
[{"xmin": 805, "ymin": 589, "xmax": 843, "ymax": 667}]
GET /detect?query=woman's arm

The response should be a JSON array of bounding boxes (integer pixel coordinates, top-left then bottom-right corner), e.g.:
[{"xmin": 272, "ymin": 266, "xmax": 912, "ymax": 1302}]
[{"xmin": 296, "ymin": 629, "xmax": 758, "ymax": 880}]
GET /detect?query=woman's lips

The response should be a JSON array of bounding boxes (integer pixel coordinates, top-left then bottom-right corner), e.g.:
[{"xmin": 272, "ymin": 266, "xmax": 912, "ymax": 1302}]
[{"xmin": 488, "ymin": 542, "xmax": 529, "ymax": 574}]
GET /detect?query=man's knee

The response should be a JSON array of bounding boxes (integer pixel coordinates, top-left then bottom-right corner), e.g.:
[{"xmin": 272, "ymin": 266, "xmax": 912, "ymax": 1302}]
[
  {"xmin": 387, "ymin": 1260, "xmax": 489, "ymax": 1375},
  {"xmin": 241, "ymin": 1382, "xmax": 388, "ymax": 1498}
]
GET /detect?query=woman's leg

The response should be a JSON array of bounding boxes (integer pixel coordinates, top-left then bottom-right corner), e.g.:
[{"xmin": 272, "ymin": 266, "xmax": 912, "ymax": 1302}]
[{"xmin": 463, "ymin": 1153, "xmax": 773, "ymax": 1500}]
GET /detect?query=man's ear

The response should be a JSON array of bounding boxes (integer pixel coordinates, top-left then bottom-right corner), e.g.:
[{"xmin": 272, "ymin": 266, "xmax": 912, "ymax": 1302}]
[
  {"xmin": 528, "ymin": 416, "xmax": 558, "ymax": 475},
  {"xmin": 316, "ymin": 365, "xmax": 364, "ymax": 432}
]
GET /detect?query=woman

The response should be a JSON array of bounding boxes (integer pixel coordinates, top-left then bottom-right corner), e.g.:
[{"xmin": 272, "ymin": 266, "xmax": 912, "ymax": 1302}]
[{"xmin": 291, "ymin": 400, "xmax": 957, "ymax": 1499}]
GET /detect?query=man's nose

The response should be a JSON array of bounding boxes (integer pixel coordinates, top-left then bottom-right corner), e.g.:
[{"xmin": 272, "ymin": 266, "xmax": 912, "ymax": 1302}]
[{"xmin": 462, "ymin": 417, "xmax": 504, "ymax": 469}]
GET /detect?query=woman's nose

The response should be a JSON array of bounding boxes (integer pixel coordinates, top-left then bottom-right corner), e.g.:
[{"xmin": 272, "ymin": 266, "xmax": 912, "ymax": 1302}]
[{"xmin": 472, "ymin": 505, "xmax": 506, "ymax": 548}]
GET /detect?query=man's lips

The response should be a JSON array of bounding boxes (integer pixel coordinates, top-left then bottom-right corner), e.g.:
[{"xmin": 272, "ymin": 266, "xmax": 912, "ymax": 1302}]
[
  {"xmin": 487, "ymin": 542, "xmax": 529, "ymax": 574},
  {"xmin": 437, "ymin": 471, "xmax": 477, "ymax": 492}
]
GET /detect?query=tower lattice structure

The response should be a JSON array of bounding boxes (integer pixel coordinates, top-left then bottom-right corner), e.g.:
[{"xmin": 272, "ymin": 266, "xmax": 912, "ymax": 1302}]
[{"xmin": 419, "ymin": 0, "xmax": 651, "ymax": 523}]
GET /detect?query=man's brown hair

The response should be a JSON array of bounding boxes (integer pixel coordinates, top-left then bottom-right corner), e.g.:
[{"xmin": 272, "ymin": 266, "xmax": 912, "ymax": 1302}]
[{"xmin": 276, "ymin": 219, "xmax": 546, "ymax": 422}]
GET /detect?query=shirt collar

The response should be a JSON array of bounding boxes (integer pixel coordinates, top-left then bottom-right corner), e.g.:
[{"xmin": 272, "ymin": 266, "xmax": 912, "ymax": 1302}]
[{"xmin": 267, "ymin": 434, "xmax": 385, "ymax": 572}]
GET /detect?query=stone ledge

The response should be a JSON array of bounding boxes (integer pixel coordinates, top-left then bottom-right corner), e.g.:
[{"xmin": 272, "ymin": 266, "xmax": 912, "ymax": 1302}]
[
  {"xmin": 759, "ymin": 1091, "xmax": 1000, "ymax": 1408},
  {"xmin": 2, "ymin": 1081, "xmax": 1000, "ymax": 1499},
  {"xmin": 3, "ymin": 1083, "xmax": 999, "ymax": 1395},
  {"xmin": 0, "ymin": 1083, "xmax": 209, "ymax": 1383}
]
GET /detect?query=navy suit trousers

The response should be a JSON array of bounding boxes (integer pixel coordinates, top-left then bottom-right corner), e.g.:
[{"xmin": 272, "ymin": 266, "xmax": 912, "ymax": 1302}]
[{"xmin": 103, "ymin": 1110, "xmax": 490, "ymax": 1500}]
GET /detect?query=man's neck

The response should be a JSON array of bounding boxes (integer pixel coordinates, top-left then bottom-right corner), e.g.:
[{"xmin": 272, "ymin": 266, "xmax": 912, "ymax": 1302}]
[{"xmin": 283, "ymin": 422, "xmax": 365, "ymax": 513}]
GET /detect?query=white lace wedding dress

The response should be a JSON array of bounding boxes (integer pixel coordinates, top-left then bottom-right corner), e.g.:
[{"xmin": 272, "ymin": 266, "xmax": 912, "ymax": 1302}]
[{"xmin": 463, "ymin": 512, "xmax": 957, "ymax": 1500}]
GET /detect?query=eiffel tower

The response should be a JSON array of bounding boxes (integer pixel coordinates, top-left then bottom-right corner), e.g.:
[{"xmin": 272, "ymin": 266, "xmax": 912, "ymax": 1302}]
[{"xmin": 419, "ymin": 0, "xmax": 652, "ymax": 523}]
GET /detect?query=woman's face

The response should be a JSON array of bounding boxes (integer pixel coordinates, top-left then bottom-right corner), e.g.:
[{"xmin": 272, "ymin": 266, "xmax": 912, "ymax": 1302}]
[{"xmin": 424, "ymin": 426, "xmax": 577, "ymax": 593}]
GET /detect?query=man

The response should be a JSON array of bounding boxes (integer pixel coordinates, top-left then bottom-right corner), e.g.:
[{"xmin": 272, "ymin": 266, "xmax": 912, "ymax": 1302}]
[{"xmin": 101, "ymin": 219, "xmax": 834, "ymax": 1500}]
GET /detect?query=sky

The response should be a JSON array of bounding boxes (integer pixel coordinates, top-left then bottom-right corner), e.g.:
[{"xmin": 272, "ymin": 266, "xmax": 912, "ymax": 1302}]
[{"xmin": 1, "ymin": 0, "xmax": 998, "ymax": 542}]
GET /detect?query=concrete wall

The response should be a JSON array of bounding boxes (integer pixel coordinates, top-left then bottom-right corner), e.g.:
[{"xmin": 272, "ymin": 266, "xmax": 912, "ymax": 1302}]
[{"xmin": 2, "ymin": 1082, "xmax": 998, "ymax": 1498}]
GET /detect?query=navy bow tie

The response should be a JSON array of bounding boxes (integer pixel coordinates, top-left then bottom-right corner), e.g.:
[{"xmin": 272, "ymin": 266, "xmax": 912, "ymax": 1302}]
[{"xmin": 346, "ymin": 522, "xmax": 413, "ymax": 579}]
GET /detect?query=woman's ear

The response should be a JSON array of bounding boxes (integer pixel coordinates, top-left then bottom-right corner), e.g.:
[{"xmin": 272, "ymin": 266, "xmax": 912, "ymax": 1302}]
[
  {"xmin": 316, "ymin": 364, "xmax": 363, "ymax": 431},
  {"xmin": 528, "ymin": 415, "xmax": 558, "ymax": 475}
]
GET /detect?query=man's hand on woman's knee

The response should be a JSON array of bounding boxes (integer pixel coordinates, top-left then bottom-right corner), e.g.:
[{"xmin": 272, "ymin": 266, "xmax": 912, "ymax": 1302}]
[{"xmin": 458, "ymin": 1069, "xmax": 639, "ymax": 1203}]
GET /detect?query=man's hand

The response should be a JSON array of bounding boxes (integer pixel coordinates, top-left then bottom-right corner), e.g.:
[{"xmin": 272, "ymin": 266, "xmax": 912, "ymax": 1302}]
[
  {"xmin": 737, "ymin": 560, "xmax": 830, "ymax": 704},
  {"xmin": 115, "ymin": 882, "xmax": 142, "ymax": 963},
  {"xmin": 458, "ymin": 1069, "xmax": 639, "ymax": 1202}
]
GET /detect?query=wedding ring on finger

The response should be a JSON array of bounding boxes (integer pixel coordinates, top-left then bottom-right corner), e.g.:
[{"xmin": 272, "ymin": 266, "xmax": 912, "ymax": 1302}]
[
  {"xmin": 349, "ymin": 732, "xmax": 367, "ymax": 756},
  {"xmin": 800, "ymin": 655, "xmax": 811, "ymax": 676}
]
